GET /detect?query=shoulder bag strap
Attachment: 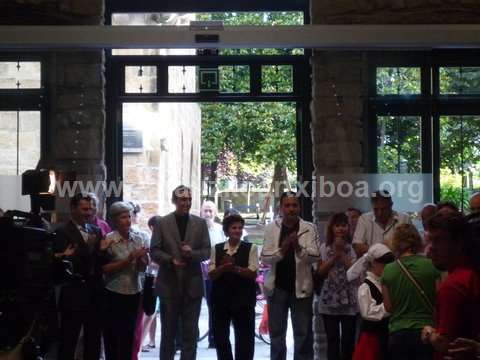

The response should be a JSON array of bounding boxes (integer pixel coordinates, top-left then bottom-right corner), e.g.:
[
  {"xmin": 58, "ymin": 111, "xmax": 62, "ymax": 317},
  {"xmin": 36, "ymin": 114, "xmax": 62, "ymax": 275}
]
[{"xmin": 397, "ymin": 259, "xmax": 434, "ymax": 312}]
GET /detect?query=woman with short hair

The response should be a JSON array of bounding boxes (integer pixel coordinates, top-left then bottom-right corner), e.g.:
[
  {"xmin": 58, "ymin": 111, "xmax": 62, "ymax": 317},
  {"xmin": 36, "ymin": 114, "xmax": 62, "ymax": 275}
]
[
  {"xmin": 208, "ymin": 214, "xmax": 258, "ymax": 360},
  {"xmin": 101, "ymin": 201, "xmax": 150, "ymax": 360},
  {"xmin": 381, "ymin": 223, "xmax": 441, "ymax": 360}
]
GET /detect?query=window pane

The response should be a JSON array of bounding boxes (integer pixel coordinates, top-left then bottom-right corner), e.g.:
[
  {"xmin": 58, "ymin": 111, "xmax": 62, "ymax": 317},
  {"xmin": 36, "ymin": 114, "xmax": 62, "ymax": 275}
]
[
  {"xmin": 219, "ymin": 66, "xmax": 249, "ymax": 93},
  {"xmin": 440, "ymin": 67, "xmax": 480, "ymax": 95},
  {"xmin": 262, "ymin": 65, "xmax": 293, "ymax": 93},
  {"xmin": 377, "ymin": 116, "xmax": 421, "ymax": 173},
  {"xmin": 125, "ymin": 66, "xmax": 157, "ymax": 93},
  {"xmin": 0, "ymin": 111, "xmax": 41, "ymax": 175},
  {"xmin": 440, "ymin": 115, "xmax": 480, "ymax": 211},
  {"xmin": 0, "ymin": 62, "xmax": 41, "ymax": 89},
  {"xmin": 376, "ymin": 67, "xmax": 421, "ymax": 95},
  {"xmin": 168, "ymin": 66, "xmax": 197, "ymax": 93}
]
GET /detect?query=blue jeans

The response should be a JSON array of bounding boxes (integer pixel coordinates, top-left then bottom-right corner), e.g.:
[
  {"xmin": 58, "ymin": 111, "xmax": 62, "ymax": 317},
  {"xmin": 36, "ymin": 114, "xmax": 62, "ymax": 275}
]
[{"xmin": 268, "ymin": 288, "xmax": 314, "ymax": 360}]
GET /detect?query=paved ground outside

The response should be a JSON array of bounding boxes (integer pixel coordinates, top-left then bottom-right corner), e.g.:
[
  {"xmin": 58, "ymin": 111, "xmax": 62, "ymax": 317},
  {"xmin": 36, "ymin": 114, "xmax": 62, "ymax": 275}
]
[{"xmin": 139, "ymin": 299, "xmax": 295, "ymax": 359}]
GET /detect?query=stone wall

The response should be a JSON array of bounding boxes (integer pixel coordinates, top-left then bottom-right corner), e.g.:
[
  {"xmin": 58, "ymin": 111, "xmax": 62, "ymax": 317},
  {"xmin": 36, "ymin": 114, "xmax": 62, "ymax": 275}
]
[
  {"xmin": 309, "ymin": 0, "xmax": 480, "ymax": 220},
  {"xmin": 0, "ymin": 0, "xmax": 105, "ymax": 220}
]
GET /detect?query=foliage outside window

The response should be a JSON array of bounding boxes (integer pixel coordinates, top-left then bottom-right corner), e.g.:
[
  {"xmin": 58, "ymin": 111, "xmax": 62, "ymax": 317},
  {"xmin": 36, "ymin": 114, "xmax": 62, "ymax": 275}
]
[
  {"xmin": 440, "ymin": 116, "xmax": 480, "ymax": 209},
  {"xmin": 377, "ymin": 116, "xmax": 421, "ymax": 174},
  {"xmin": 376, "ymin": 67, "xmax": 421, "ymax": 95},
  {"xmin": 440, "ymin": 67, "xmax": 480, "ymax": 95},
  {"xmin": 261, "ymin": 65, "xmax": 293, "ymax": 93}
]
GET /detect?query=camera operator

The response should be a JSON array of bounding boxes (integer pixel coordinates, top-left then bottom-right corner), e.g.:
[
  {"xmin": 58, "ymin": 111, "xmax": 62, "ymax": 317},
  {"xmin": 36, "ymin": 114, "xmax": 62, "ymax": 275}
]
[{"xmin": 54, "ymin": 192, "xmax": 104, "ymax": 360}]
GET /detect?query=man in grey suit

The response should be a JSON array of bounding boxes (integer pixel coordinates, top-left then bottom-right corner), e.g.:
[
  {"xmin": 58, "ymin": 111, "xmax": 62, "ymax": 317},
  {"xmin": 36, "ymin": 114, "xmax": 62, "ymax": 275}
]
[{"xmin": 150, "ymin": 185, "xmax": 211, "ymax": 360}]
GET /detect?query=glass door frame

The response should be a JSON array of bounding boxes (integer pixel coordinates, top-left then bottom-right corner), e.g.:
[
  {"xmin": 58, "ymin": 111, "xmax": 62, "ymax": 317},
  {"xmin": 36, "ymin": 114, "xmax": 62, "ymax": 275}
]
[{"xmin": 106, "ymin": 54, "xmax": 313, "ymax": 220}]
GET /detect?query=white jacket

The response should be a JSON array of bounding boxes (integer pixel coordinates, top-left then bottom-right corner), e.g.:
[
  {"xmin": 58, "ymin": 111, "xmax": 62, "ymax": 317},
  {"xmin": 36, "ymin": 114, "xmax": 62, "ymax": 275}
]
[{"xmin": 261, "ymin": 218, "xmax": 320, "ymax": 298}]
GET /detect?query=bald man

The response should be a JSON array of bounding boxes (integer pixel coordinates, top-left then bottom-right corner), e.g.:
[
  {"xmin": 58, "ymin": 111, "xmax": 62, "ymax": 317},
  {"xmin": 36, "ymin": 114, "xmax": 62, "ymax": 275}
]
[{"xmin": 470, "ymin": 192, "xmax": 480, "ymax": 214}]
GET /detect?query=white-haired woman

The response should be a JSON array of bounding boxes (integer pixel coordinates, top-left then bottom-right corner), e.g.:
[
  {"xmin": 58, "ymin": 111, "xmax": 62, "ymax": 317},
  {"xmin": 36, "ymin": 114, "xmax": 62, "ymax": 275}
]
[
  {"xmin": 101, "ymin": 201, "xmax": 150, "ymax": 360},
  {"xmin": 347, "ymin": 244, "xmax": 395, "ymax": 360}
]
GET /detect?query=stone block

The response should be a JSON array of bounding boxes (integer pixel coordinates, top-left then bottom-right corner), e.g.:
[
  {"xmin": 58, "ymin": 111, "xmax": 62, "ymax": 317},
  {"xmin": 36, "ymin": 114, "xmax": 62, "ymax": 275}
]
[
  {"xmin": 55, "ymin": 128, "xmax": 103, "ymax": 160},
  {"xmin": 70, "ymin": 0, "xmax": 104, "ymax": 17},
  {"xmin": 57, "ymin": 89, "xmax": 105, "ymax": 110},
  {"xmin": 64, "ymin": 64, "xmax": 104, "ymax": 87},
  {"xmin": 56, "ymin": 109, "xmax": 105, "ymax": 129},
  {"xmin": 313, "ymin": 141, "xmax": 363, "ymax": 168}
]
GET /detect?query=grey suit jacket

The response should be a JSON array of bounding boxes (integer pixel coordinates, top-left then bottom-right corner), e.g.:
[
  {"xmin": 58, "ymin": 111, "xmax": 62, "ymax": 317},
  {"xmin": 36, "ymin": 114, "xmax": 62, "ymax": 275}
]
[{"xmin": 150, "ymin": 212, "xmax": 211, "ymax": 299}]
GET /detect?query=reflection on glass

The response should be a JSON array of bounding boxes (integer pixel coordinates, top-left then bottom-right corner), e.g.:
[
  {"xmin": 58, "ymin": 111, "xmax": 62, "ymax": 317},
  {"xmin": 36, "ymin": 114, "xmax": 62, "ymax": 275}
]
[
  {"xmin": 125, "ymin": 66, "xmax": 157, "ymax": 93},
  {"xmin": 0, "ymin": 111, "xmax": 41, "ymax": 175},
  {"xmin": 440, "ymin": 67, "xmax": 480, "ymax": 95},
  {"xmin": 377, "ymin": 116, "xmax": 421, "ymax": 174},
  {"xmin": 440, "ymin": 116, "xmax": 480, "ymax": 210},
  {"xmin": 0, "ymin": 62, "xmax": 41, "ymax": 89},
  {"xmin": 262, "ymin": 65, "xmax": 293, "ymax": 93},
  {"xmin": 376, "ymin": 67, "xmax": 421, "ymax": 95}
]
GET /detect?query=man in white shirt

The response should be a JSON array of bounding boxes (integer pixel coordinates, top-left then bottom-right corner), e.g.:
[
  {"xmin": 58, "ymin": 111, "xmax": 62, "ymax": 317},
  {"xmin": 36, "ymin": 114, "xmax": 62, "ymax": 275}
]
[
  {"xmin": 261, "ymin": 192, "xmax": 320, "ymax": 360},
  {"xmin": 352, "ymin": 190, "xmax": 411, "ymax": 257}
]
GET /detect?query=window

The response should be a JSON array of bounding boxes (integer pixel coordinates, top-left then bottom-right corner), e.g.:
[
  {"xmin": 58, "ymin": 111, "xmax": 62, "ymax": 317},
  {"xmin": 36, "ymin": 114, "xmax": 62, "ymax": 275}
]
[
  {"xmin": 111, "ymin": 11, "xmax": 304, "ymax": 56},
  {"xmin": 377, "ymin": 116, "xmax": 421, "ymax": 174},
  {"xmin": 376, "ymin": 67, "xmax": 421, "ymax": 95},
  {"xmin": 440, "ymin": 116, "xmax": 480, "ymax": 207},
  {"xmin": 371, "ymin": 51, "xmax": 480, "ymax": 210},
  {"xmin": 0, "ymin": 58, "xmax": 44, "ymax": 176}
]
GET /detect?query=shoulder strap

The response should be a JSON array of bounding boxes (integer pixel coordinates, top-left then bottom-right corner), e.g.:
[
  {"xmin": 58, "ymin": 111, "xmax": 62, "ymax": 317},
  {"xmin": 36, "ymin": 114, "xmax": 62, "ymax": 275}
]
[
  {"xmin": 397, "ymin": 259, "xmax": 434, "ymax": 312},
  {"xmin": 364, "ymin": 278, "xmax": 383, "ymax": 305}
]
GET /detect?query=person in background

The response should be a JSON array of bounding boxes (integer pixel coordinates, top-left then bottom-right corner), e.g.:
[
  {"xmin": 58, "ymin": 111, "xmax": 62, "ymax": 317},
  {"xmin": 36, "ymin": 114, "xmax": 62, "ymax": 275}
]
[
  {"xmin": 346, "ymin": 208, "xmax": 362, "ymax": 239},
  {"xmin": 347, "ymin": 244, "xmax": 394, "ymax": 360},
  {"xmin": 54, "ymin": 192, "xmax": 103, "ymax": 360},
  {"xmin": 469, "ymin": 192, "xmax": 480, "ymax": 214},
  {"xmin": 150, "ymin": 185, "xmax": 211, "ymax": 360},
  {"xmin": 436, "ymin": 201, "xmax": 459, "ymax": 215},
  {"xmin": 224, "ymin": 207, "xmax": 250, "ymax": 242},
  {"xmin": 316, "ymin": 212, "xmax": 357, "ymax": 360},
  {"xmin": 200, "ymin": 200, "xmax": 225, "ymax": 348},
  {"xmin": 421, "ymin": 212, "xmax": 480, "ymax": 359},
  {"xmin": 381, "ymin": 224, "xmax": 441, "ymax": 360},
  {"xmin": 101, "ymin": 201, "xmax": 149, "ymax": 360},
  {"xmin": 420, "ymin": 203, "xmax": 437, "ymax": 257},
  {"xmin": 128, "ymin": 201, "xmax": 142, "ymax": 230},
  {"xmin": 141, "ymin": 216, "xmax": 162, "ymax": 353},
  {"xmin": 128, "ymin": 201, "xmax": 151, "ymax": 360},
  {"xmin": 88, "ymin": 192, "xmax": 112, "ymax": 237},
  {"xmin": 353, "ymin": 190, "xmax": 411, "ymax": 258},
  {"xmin": 208, "ymin": 214, "xmax": 259, "ymax": 360},
  {"xmin": 261, "ymin": 191, "xmax": 320, "ymax": 360}
]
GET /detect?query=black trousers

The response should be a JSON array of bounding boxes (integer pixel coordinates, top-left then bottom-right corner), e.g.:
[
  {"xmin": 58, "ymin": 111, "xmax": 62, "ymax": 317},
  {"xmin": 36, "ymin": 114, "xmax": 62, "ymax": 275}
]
[
  {"xmin": 212, "ymin": 303, "xmax": 255, "ymax": 360},
  {"xmin": 389, "ymin": 329, "xmax": 433, "ymax": 360},
  {"xmin": 103, "ymin": 290, "xmax": 140, "ymax": 360},
  {"xmin": 322, "ymin": 314, "xmax": 357, "ymax": 360},
  {"xmin": 57, "ymin": 307, "xmax": 102, "ymax": 360}
]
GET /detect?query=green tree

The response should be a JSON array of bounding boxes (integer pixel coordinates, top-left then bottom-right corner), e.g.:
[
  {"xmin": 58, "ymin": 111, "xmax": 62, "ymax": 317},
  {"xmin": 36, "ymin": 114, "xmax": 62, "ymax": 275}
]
[{"xmin": 198, "ymin": 11, "xmax": 302, "ymax": 202}]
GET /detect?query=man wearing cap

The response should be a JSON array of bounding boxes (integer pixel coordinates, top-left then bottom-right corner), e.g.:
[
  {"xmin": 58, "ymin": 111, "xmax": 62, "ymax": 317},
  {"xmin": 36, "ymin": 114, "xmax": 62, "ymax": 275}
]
[
  {"xmin": 352, "ymin": 190, "xmax": 411, "ymax": 258},
  {"xmin": 150, "ymin": 185, "xmax": 211, "ymax": 360}
]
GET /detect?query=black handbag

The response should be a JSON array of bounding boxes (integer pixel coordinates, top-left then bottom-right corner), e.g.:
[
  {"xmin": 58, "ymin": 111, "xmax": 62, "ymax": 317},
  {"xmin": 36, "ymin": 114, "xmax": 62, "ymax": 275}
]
[{"xmin": 142, "ymin": 274, "xmax": 157, "ymax": 316}]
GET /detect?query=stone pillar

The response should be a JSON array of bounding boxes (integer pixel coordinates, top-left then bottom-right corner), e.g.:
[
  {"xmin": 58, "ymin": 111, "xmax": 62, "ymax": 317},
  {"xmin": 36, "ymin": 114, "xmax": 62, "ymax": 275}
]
[{"xmin": 0, "ymin": 0, "xmax": 106, "ymax": 221}]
